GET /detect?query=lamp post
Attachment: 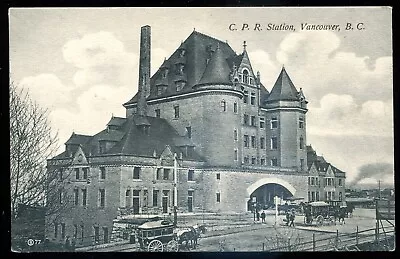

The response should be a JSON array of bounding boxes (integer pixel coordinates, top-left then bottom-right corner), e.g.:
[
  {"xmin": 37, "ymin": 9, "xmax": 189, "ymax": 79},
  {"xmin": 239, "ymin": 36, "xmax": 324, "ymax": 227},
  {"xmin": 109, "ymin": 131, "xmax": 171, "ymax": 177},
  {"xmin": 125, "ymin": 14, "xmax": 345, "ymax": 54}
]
[
  {"xmin": 173, "ymin": 153, "xmax": 178, "ymax": 227},
  {"xmin": 274, "ymin": 196, "xmax": 278, "ymax": 226}
]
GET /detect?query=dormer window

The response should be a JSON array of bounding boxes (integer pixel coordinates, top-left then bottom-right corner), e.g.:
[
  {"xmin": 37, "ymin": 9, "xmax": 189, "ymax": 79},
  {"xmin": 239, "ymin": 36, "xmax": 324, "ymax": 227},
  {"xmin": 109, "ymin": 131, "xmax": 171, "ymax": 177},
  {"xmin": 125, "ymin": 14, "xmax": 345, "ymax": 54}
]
[
  {"xmin": 157, "ymin": 86, "xmax": 163, "ymax": 96},
  {"xmin": 176, "ymin": 81, "xmax": 186, "ymax": 92},
  {"xmin": 162, "ymin": 68, "xmax": 168, "ymax": 78},
  {"xmin": 175, "ymin": 64, "xmax": 184, "ymax": 75},
  {"xmin": 179, "ymin": 49, "xmax": 186, "ymax": 58},
  {"xmin": 242, "ymin": 69, "xmax": 249, "ymax": 84}
]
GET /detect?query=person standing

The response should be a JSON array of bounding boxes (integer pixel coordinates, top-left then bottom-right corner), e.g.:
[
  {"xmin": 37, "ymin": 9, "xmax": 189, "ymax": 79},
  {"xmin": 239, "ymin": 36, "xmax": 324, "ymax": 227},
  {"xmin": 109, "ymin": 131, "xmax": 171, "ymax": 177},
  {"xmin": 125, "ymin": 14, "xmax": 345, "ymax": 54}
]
[
  {"xmin": 289, "ymin": 211, "xmax": 296, "ymax": 227},
  {"xmin": 285, "ymin": 211, "xmax": 290, "ymax": 226},
  {"xmin": 256, "ymin": 211, "xmax": 260, "ymax": 221},
  {"xmin": 261, "ymin": 211, "xmax": 266, "ymax": 223}
]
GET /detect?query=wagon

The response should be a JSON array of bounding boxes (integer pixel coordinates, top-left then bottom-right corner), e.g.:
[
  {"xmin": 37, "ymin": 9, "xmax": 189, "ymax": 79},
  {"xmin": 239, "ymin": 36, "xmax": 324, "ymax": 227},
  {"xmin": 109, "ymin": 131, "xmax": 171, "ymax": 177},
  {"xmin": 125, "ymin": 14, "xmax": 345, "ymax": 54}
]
[
  {"xmin": 137, "ymin": 219, "xmax": 179, "ymax": 252},
  {"xmin": 303, "ymin": 201, "xmax": 336, "ymax": 226}
]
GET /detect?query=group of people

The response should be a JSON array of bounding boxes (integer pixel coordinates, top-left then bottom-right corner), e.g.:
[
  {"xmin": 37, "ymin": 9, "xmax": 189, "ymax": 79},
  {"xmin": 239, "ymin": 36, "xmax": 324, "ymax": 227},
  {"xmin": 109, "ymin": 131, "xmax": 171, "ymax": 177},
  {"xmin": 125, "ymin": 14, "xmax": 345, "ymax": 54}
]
[
  {"xmin": 255, "ymin": 210, "xmax": 266, "ymax": 223},
  {"xmin": 285, "ymin": 210, "xmax": 296, "ymax": 227}
]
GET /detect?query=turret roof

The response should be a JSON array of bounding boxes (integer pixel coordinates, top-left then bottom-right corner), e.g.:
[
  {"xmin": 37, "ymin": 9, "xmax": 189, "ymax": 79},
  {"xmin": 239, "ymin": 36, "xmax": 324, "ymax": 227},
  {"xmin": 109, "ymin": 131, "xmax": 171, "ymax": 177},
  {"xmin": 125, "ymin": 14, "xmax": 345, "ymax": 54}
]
[
  {"xmin": 267, "ymin": 67, "xmax": 299, "ymax": 102},
  {"xmin": 197, "ymin": 44, "xmax": 232, "ymax": 86}
]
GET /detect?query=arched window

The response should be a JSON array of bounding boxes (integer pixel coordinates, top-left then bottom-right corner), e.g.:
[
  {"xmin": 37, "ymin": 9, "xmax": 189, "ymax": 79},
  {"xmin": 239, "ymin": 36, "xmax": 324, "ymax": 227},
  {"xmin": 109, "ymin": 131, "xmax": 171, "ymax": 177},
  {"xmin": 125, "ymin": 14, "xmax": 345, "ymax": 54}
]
[{"xmin": 242, "ymin": 69, "xmax": 249, "ymax": 84}]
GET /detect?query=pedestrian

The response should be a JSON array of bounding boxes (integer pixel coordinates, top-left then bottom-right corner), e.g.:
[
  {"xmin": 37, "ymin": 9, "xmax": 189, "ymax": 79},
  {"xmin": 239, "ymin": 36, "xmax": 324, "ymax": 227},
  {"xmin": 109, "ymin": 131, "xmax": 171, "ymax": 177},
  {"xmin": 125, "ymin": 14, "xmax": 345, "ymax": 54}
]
[
  {"xmin": 289, "ymin": 211, "xmax": 296, "ymax": 227},
  {"xmin": 261, "ymin": 211, "xmax": 266, "ymax": 223},
  {"xmin": 256, "ymin": 211, "xmax": 260, "ymax": 221},
  {"xmin": 285, "ymin": 211, "xmax": 290, "ymax": 226}
]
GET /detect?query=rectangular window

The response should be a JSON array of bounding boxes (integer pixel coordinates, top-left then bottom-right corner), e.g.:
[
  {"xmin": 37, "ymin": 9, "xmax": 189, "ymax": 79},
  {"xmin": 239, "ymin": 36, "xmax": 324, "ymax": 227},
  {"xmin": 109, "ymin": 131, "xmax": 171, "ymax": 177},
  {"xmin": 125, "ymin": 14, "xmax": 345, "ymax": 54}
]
[
  {"xmin": 74, "ymin": 189, "xmax": 79, "ymax": 206},
  {"xmin": 339, "ymin": 192, "xmax": 342, "ymax": 201},
  {"xmin": 82, "ymin": 168, "xmax": 88, "ymax": 179},
  {"xmin": 155, "ymin": 109, "xmax": 161, "ymax": 118},
  {"xmin": 300, "ymin": 159, "xmax": 305, "ymax": 171},
  {"xmin": 80, "ymin": 225, "xmax": 84, "ymax": 242},
  {"xmin": 270, "ymin": 137, "xmax": 278, "ymax": 149},
  {"xmin": 251, "ymin": 136, "xmax": 256, "ymax": 148},
  {"xmin": 251, "ymin": 157, "xmax": 256, "ymax": 165},
  {"xmin": 99, "ymin": 189, "xmax": 105, "ymax": 208},
  {"xmin": 299, "ymin": 117, "xmax": 304, "ymax": 129},
  {"xmin": 271, "ymin": 117, "xmax": 278, "ymax": 129},
  {"xmin": 75, "ymin": 168, "xmax": 80, "ymax": 180},
  {"xmin": 143, "ymin": 190, "xmax": 149, "ymax": 207},
  {"xmin": 311, "ymin": 192, "xmax": 315, "ymax": 202},
  {"xmin": 153, "ymin": 190, "xmax": 159, "ymax": 207},
  {"xmin": 125, "ymin": 190, "xmax": 131, "ymax": 207},
  {"xmin": 216, "ymin": 173, "xmax": 220, "ymax": 180},
  {"xmin": 316, "ymin": 192, "xmax": 320, "ymax": 201},
  {"xmin": 234, "ymin": 149, "xmax": 238, "ymax": 161},
  {"xmin": 174, "ymin": 106, "xmax": 179, "ymax": 119},
  {"xmin": 74, "ymin": 224, "xmax": 78, "ymax": 239},
  {"xmin": 261, "ymin": 158, "xmax": 265, "ymax": 165},
  {"xmin": 260, "ymin": 118, "xmax": 265, "ymax": 128},
  {"xmin": 299, "ymin": 137, "xmax": 304, "ymax": 149},
  {"xmin": 251, "ymin": 116, "xmax": 256, "ymax": 126},
  {"xmin": 250, "ymin": 92, "xmax": 256, "ymax": 105},
  {"xmin": 61, "ymin": 223, "xmax": 65, "ymax": 239},
  {"xmin": 233, "ymin": 102, "xmax": 238, "ymax": 113},
  {"xmin": 243, "ymin": 91, "xmax": 248, "ymax": 104},
  {"xmin": 220, "ymin": 100, "xmax": 226, "ymax": 112},
  {"xmin": 94, "ymin": 226, "xmax": 100, "ymax": 243},
  {"xmin": 82, "ymin": 189, "xmax": 87, "ymax": 206},
  {"xmin": 338, "ymin": 178, "xmax": 343, "ymax": 187},
  {"xmin": 271, "ymin": 158, "xmax": 278, "ymax": 166},
  {"xmin": 103, "ymin": 227, "xmax": 109, "ymax": 243},
  {"xmin": 244, "ymin": 156, "xmax": 249, "ymax": 164},
  {"xmin": 244, "ymin": 135, "xmax": 249, "ymax": 148},
  {"xmin": 157, "ymin": 87, "xmax": 163, "ymax": 96},
  {"xmin": 260, "ymin": 137, "xmax": 265, "ymax": 149},
  {"xmin": 216, "ymin": 192, "xmax": 221, "ymax": 203},
  {"xmin": 188, "ymin": 170, "xmax": 194, "ymax": 181},
  {"xmin": 311, "ymin": 177, "xmax": 315, "ymax": 186},
  {"xmin": 163, "ymin": 168, "xmax": 170, "ymax": 180},
  {"xmin": 308, "ymin": 191, "xmax": 311, "ymax": 202},
  {"xmin": 234, "ymin": 129, "xmax": 238, "ymax": 141},
  {"xmin": 100, "ymin": 167, "xmax": 106, "ymax": 180},
  {"xmin": 186, "ymin": 127, "xmax": 192, "ymax": 139},
  {"xmin": 332, "ymin": 192, "xmax": 336, "ymax": 200},
  {"xmin": 156, "ymin": 168, "xmax": 162, "ymax": 180},
  {"xmin": 243, "ymin": 114, "xmax": 249, "ymax": 125},
  {"xmin": 133, "ymin": 167, "xmax": 141, "ymax": 179},
  {"xmin": 308, "ymin": 177, "xmax": 310, "ymax": 186}
]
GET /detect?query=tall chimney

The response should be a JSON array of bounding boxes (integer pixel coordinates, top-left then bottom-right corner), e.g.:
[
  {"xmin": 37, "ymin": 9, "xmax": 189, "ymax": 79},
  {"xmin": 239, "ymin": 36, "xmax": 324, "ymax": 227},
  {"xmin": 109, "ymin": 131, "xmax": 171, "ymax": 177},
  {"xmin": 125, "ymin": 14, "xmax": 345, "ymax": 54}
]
[{"xmin": 137, "ymin": 25, "xmax": 151, "ymax": 116}]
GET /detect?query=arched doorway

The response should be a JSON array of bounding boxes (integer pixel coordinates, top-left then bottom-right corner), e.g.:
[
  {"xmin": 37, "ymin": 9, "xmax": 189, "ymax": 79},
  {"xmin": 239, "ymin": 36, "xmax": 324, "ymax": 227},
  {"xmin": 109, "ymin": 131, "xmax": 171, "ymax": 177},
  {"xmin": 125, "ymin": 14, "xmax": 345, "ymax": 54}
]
[{"xmin": 246, "ymin": 178, "xmax": 296, "ymax": 211}]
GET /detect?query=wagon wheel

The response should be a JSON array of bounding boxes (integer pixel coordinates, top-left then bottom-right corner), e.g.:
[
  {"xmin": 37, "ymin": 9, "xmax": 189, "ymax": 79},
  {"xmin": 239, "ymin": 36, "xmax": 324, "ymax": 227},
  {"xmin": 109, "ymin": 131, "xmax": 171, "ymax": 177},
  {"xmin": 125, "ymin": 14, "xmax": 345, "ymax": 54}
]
[
  {"xmin": 148, "ymin": 240, "xmax": 163, "ymax": 252},
  {"xmin": 316, "ymin": 215, "xmax": 324, "ymax": 226},
  {"xmin": 166, "ymin": 240, "xmax": 179, "ymax": 252}
]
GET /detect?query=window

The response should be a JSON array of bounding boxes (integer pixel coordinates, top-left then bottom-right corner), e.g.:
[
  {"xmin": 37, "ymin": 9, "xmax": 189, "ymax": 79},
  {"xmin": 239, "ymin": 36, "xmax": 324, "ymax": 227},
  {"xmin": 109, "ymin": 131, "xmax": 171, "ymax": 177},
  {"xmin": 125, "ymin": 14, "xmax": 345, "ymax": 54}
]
[
  {"xmin": 157, "ymin": 86, "xmax": 163, "ymax": 96},
  {"xmin": 311, "ymin": 177, "xmax": 315, "ymax": 186},
  {"xmin": 75, "ymin": 168, "xmax": 80, "ymax": 180},
  {"xmin": 244, "ymin": 135, "xmax": 249, "ymax": 148},
  {"xmin": 83, "ymin": 168, "xmax": 88, "ymax": 179},
  {"xmin": 270, "ymin": 137, "xmax": 278, "ymax": 149},
  {"xmin": 80, "ymin": 225, "xmax": 84, "ymax": 242},
  {"xmin": 82, "ymin": 189, "xmax": 87, "ymax": 206},
  {"xmin": 244, "ymin": 156, "xmax": 249, "ymax": 164},
  {"xmin": 251, "ymin": 92, "xmax": 256, "ymax": 105},
  {"xmin": 54, "ymin": 223, "xmax": 58, "ymax": 238},
  {"xmin": 74, "ymin": 189, "xmax": 79, "ymax": 206},
  {"xmin": 103, "ymin": 227, "xmax": 109, "ymax": 243},
  {"xmin": 155, "ymin": 109, "xmax": 161, "ymax": 118},
  {"xmin": 188, "ymin": 170, "xmax": 194, "ymax": 181},
  {"xmin": 133, "ymin": 167, "xmax": 141, "ymax": 179},
  {"xmin": 216, "ymin": 173, "xmax": 220, "ymax": 180},
  {"xmin": 99, "ymin": 189, "xmax": 105, "ymax": 208},
  {"xmin": 156, "ymin": 168, "xmax": 162, "ymax": 180},
  {"xmin": 271, "ymin": 158, "xmax": 278, "ymax": 166},
  {"xmin": 243, "ymin": 69, "xmax": 249, "ymax": 84},
  {"xmin": 185, "ymin": 126, "xmax": 192, "ymax": 139},
  {"xmin": 143, "ymin": 190, "xmax": 148, "ymax": 207},
  {"xmin": 74, "ymin": 224, "xmax": 78, "ymax": 239},
  {"xmin": 59, "ymin": 189, "xmax": 63, "ymax": 204},
  {"xmin": 260, "ymin": 118, "xmax": 265, "ymax": 128},
  {"xmin": 233, "ymin": 102, "xmax": 238, "ymax": 113},
  {"xmin": 174, "ymin": 106, "xmax": 179, "ymax": 119},
  {"xmin": 251, "ymin": 116, "xmax": 256, "ymax": 126},
  {"xmin": 271, "ymin": 117, "xmax": 278, "ymax": 129},
  {"xmin": 249, "ymin": 77, "xmax": 253, "ymax": 85},
  {"xmin": 316, "ymin": 192, "xmax": 320, "ymax": 201},
  {"xmin": 126, "ymin": 190, "xmax": 131, "ymax": 207},
  {"xmin": 308, "ymin": 191, "xmax": 311, "ymax": 202},
  {"xmin": 216, "ymin": 192, "xmax": 221, "ymax": 203},
  {"xmin": 100, "ymin": 167, "xmax": 106, "ymax": 180},
  {"xmin": 332, "ymin": 192, "xmax": 335, "ymax": 200},
  {"xmin": 176, "ymin": 81, "xmax": 185, "ymax": 92},
  {"xmin": 338, "ymin": 178, "xmax": 343, "ymax": 187},
  {"xmin": 311, "ymin": 192, "xmax": 315, "ymax": 202},
  {"xmin": 299, "ymin": 117, "xmax": 304, "ymax": 129},
  {"xmin": 221, "ymin": 100, "xmax": 226, "ymax": 112},
  {"xmin": 153, "ymin": 190, "xmax": 159, "ymax": 207},
  {"xmin": 251, "ymin": 157, "xmax": 256, "ymax": 165},
  {"xmin": 234, "ymin": 149, "xmax": 238, "ymax": 161},
  {"xmin": 61, "ymin": 223, "xmax": 65, "ymax": 239},
  {"xmin": 243, "ymin": 90, "xmax": 248, "ymax": 104},
  {"xmin": 339, "ymin": 192, "xmax": 343, "ymax": 201},
  {"xmin": 99, "ymin": 141, "xmax": 106, "ymax": 154},
  {"xmin": 308, "ymin": 177, "xmax": 310, "ymax": 185},
  {"xmin": 94, "ymin": 226, "xmax": 100, "ymax": 243},
  {"xmin": 251, "ymin": 136, "xmax": 256, "ymax": 148},
  {"xmin": 234, "ymin": 129, "xmax": 238, "ymax": 141},
  {"xmin": 260, "ymin": 137, "xmax": 265, "ymax": 149},
  {"xmin": 243, "ymin": 114, "xmax": 249, "ymax": 125},
  {"xmin": 299, "ymin": 137, "xmax": 304, "ymax": 149},
  {"xmin": 300, "ymin": 159, "xmax": 304, "ymax": 171},
  {"xmin": 261, "ymin": 158, "xmax": 265, "ymax": 165},
  {"xmin": 163, "ymin": 168, "xmax": 170, "ymax": 180}
]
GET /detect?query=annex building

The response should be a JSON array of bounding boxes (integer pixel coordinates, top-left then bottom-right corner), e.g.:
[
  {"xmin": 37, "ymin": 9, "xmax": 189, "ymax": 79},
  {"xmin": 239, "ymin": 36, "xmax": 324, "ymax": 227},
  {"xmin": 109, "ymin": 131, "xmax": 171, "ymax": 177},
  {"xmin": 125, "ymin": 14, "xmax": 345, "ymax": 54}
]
[{"xmin": 46, "ymin": 25, "xmax": 346, "ymax": 245}]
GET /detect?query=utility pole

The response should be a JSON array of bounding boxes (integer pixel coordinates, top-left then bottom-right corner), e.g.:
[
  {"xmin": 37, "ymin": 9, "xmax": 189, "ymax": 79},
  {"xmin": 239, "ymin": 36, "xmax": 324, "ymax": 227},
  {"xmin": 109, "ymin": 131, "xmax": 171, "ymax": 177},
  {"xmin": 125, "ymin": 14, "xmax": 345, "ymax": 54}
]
[
  {"xmin": 378, "ymin": 180, "xmax": 381, "ymax": 200},
  {"xmin": 173, "ymin": 153, "xmax": 178, "ymax": 227}
]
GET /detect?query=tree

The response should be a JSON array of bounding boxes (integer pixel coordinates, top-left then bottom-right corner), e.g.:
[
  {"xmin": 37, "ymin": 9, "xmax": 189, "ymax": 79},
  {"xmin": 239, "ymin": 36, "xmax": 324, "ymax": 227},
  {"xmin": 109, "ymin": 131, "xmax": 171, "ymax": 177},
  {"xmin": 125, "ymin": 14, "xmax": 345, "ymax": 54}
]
[{"xmin": 10, "ymin": 82, "xmax": 64, "ymax": 218}]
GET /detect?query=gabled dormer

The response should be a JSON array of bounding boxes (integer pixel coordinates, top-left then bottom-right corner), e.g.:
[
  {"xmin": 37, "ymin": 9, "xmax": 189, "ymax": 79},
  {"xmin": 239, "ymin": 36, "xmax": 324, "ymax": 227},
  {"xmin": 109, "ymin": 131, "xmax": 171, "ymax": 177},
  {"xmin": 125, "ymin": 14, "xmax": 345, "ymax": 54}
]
[{"xmin": 72, "ymin": 146, "xmax": 88, "ymax": 165}]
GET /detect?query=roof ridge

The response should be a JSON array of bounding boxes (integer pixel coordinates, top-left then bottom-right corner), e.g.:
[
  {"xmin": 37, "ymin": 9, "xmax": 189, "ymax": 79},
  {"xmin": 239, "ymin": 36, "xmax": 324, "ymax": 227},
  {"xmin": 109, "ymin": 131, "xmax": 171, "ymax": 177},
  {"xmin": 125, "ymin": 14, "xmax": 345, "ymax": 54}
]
[{"xmin": 192, "ymin": 30, "xmax": 231, "ymax": 47}]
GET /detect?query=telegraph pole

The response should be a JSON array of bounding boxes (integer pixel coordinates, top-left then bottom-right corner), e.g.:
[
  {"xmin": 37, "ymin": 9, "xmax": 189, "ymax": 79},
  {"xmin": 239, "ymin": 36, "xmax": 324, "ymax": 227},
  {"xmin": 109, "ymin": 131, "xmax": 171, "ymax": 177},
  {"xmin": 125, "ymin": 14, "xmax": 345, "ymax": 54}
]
[
  {"xmin": 378, "ymin": 180, "xmax": 381, "ymax": 200},
  {"xmin": 173, "ymin": 153, "xmax": 178, "ymax": 226}
]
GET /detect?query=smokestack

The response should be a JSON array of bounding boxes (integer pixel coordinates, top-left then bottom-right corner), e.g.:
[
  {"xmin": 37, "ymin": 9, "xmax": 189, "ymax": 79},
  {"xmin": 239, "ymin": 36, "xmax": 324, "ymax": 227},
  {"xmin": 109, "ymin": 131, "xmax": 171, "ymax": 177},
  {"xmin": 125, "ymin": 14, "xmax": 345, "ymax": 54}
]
[{"xmin": 137, "ymin": 25, "xmax": 151, "ymax": 116}]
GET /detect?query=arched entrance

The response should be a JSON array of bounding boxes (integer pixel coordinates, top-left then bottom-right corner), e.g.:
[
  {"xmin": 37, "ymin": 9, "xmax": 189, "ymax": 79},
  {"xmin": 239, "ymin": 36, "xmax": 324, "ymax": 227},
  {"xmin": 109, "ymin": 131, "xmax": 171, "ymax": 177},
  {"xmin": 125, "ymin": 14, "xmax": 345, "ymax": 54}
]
[{"xmin": 246, "ymin": 178, "xmax": 296, "ymax": 211}]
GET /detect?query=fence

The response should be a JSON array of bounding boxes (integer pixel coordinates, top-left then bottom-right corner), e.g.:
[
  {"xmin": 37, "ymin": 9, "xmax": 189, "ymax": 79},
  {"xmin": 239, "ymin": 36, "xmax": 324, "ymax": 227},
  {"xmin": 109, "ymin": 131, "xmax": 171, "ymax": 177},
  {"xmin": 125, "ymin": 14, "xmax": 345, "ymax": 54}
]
[{"xmin": 265, "ymin": 225, "xmax": 395, "ymax": 252}]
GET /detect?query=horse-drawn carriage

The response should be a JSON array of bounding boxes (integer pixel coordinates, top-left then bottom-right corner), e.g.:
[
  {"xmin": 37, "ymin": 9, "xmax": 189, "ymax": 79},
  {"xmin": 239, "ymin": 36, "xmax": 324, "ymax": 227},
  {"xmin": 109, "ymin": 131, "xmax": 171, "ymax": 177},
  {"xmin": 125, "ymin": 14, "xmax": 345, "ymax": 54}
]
[
  {"xmin": 304, "ymin": 201, "xmax": 336, "ymax": 226},
  {"xmin": 136, "ymin": 219, "xmax": 206, "ymax": 252}
]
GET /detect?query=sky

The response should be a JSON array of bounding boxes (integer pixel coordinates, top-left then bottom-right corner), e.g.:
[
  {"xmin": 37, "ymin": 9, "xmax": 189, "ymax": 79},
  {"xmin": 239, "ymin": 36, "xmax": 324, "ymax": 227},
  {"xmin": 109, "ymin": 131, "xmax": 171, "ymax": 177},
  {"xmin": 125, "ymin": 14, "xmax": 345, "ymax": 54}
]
[{"xmin": 9, "ymin": 7, "xmax": 393, "ymax": 187}]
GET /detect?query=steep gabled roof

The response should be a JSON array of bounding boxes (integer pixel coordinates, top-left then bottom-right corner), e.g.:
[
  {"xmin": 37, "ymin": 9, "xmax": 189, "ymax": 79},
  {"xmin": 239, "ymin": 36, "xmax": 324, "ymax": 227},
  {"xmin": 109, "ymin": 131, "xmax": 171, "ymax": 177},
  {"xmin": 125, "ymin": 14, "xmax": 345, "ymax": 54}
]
[
  {"xmin": 65, "ymin": 133, "xmax": 92, "ymax": 145},
  {"xmin": 266, "ymin": 67, "xmax": 299, "ymax": 102},
  {"xmin": 107, "ymin": 117, "xmax": 126, "ymax": 126}
]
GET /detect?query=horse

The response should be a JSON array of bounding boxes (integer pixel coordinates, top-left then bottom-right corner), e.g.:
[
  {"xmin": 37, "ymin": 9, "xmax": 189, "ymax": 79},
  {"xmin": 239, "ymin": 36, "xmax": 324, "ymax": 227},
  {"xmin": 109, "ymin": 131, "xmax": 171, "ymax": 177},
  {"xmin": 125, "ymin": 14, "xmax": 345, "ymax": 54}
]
[{"xmin": 176, "ymin": 225, "xmax": 206, "ymax": 250}]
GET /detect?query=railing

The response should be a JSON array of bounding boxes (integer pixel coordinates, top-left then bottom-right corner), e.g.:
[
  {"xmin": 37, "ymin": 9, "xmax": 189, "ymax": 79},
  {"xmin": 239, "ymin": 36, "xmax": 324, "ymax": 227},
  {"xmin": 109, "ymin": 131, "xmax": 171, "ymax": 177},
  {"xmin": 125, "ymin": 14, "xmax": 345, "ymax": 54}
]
[{"xmin": 266, "ymin": 226, "xmax": 395, "ymax": 252}]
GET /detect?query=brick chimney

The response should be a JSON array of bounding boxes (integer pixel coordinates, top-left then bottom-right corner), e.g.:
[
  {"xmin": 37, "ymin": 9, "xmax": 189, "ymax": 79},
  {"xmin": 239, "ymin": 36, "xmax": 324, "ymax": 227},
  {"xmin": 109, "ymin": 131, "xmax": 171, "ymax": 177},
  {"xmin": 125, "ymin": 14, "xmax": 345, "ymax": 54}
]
[{"xmin": 137, "ymin": 25, "xmax": 151, "ymax": 116}]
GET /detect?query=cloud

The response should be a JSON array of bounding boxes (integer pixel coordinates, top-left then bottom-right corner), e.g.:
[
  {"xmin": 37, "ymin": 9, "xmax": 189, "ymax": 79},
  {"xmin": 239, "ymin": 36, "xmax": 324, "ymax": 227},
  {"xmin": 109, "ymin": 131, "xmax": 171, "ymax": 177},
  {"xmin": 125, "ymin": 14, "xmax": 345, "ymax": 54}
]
[
  {"xmin": 248, "ymin": 50, "xmax": 278, "ymax": 88},
  {"xmin": 19, "ymin": 73, "xmax": 72, "ymax": 109}
]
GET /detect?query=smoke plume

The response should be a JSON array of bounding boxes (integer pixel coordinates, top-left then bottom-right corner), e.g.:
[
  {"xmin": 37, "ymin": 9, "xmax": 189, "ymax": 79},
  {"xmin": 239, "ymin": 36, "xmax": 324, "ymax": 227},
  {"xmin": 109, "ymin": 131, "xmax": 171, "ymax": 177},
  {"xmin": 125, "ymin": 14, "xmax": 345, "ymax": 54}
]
[{"xmin": 350, "ymin": 162, "xmax": 394, "ymax": 186}]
